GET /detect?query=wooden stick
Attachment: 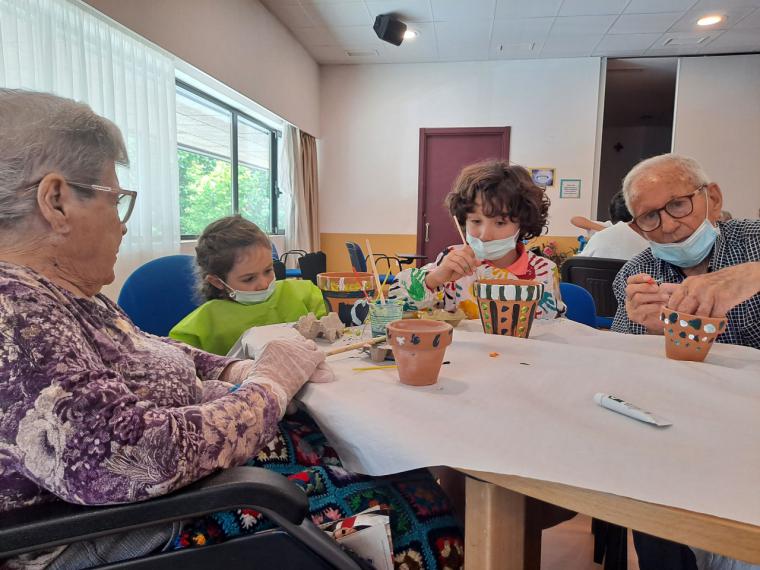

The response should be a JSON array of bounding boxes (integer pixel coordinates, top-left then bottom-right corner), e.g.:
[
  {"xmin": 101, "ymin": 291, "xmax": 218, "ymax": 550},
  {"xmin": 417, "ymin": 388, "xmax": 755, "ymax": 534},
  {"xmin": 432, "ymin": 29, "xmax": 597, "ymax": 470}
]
[
  {"xmin": 452, "ymin": 215, "xmax": 467, "ymax": 246},
  {"xmin": 352, "ymin": 364, "xmax": 398, "ymax": 372},
  {"xmin": 365, "ymin": 239, "xmax": 386, "ymax": 303},
  {"xmin": 325, "ymin": 335, "xmax": 386, "ymax": 356}
]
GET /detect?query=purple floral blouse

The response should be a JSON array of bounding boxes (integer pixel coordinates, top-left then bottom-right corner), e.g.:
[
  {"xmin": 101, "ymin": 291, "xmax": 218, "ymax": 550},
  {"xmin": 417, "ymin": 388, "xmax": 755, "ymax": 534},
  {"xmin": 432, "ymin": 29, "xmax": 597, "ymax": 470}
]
[{"xmin": 0, "ymin": 263, "xmax": 282, "ymax": 513}]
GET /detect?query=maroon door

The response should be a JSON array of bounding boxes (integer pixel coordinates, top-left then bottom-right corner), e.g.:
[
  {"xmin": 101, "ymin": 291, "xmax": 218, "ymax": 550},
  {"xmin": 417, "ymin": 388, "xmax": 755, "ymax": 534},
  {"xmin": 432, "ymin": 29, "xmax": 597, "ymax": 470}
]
[{"xmin": 417, "ymin": 127, "xmax": 511, "ymax": 263}]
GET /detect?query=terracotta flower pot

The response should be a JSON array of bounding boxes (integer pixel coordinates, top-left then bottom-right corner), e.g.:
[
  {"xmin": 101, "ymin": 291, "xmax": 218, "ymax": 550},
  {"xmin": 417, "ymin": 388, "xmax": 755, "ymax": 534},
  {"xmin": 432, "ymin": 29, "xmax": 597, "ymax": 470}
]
[
  {"xmin": 316, "ymin": 272, "xmax": 376, "ymax": 326},
  {"xmin": 474, "ymin": 279, "xmax": 544, "ymax": 338},
  {"xmin": 387, "ymin": 319, "xmax": 453, "ymax": 386},
  {"xmin": 660, "ymin": 308, "xmax": 727, "ymax": 362}
]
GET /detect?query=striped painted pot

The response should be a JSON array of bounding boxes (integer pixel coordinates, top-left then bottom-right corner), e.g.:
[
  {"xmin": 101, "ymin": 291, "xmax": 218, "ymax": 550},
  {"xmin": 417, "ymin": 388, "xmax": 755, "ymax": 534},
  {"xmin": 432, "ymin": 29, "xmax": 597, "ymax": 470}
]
[{"xmin": 474, "ymin": 279, "xmax": 544, "ymax": 338}]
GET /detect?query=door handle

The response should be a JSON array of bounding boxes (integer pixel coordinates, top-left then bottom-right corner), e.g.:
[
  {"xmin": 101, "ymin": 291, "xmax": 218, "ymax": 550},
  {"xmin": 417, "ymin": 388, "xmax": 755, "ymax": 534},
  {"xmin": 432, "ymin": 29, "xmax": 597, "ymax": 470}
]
[{"xmin": 425, "ymin": 222, "xmax": 430, "ymax": 242}]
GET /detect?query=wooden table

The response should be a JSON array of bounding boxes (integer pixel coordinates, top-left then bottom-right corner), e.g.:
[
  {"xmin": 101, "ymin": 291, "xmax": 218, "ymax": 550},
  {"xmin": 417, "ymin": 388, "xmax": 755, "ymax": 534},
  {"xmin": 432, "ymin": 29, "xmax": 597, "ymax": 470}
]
[{"xmin": 462, "ymin": 470, "xmax": 760, "ymax": 570}]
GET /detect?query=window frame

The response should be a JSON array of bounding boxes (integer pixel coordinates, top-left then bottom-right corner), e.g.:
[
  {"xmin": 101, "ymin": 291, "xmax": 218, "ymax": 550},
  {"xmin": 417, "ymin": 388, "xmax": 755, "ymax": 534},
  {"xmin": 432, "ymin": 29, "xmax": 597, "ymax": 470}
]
[{"xmin": 176, "ymin": 80, "xmax": 282, "ymax": 240}]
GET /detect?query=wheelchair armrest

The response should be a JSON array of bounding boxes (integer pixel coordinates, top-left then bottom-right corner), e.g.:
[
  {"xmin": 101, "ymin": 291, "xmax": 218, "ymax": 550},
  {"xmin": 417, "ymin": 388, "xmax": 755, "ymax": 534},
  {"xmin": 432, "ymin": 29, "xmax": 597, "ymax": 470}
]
[{"xmin": 0, "ymin": 467, "xmax": 308, "ymax": 558}]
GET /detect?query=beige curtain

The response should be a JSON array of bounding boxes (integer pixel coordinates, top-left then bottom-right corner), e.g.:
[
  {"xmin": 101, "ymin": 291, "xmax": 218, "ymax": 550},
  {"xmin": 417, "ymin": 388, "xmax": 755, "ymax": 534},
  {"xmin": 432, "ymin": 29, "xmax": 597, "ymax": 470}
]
[
  {"xmin": 281, "ymin": 126, "xmax": 320, "ymax": 259},
  {"xmin": 299, "ymin": 131, "xmax": 320, "ymax": 250}
]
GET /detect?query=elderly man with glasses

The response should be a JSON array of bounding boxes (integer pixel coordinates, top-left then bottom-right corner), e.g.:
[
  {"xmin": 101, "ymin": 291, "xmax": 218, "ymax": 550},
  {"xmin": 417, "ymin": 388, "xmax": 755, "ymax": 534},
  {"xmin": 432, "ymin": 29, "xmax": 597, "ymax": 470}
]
[
  {"xmin": 612, "ymin": 153, "xmax": 760, "ymax": 349},
  {"xmin": 611, "ymin": 154, "xmax": 760, "ymax": 570}
]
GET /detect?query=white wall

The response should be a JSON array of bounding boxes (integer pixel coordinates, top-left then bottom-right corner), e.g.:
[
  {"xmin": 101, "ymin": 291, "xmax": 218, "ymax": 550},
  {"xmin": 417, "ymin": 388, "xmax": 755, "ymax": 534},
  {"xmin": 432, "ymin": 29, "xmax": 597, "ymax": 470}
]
[
  {"xmin": 84, "ymin": 0, "xmax": 320, "ymax": 135},
  {"xmin": 673, "ymin": 54, "xmax": 760, "ymax": 219},
  {"xmin": 318, "ymin": 58, "xmax": 603, "ymax": 236}
]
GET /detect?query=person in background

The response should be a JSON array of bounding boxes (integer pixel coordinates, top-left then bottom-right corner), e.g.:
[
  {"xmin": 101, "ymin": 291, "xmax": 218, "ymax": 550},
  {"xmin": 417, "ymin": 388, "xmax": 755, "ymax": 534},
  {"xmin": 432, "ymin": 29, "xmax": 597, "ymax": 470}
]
[
  {"xmin": 390, "ymin": 160, "xmax": 565, "ymax": 320},
  {"xmin": 611, "ymin": 153, "xmax": 760, "ymax": 570},
  {"xmin": 576, "ymin": 190, "xmax": 649, "ymax": 259},
  {"xmin": 169, "ymin": 215, "xmax": 326, "ymax": 355}
]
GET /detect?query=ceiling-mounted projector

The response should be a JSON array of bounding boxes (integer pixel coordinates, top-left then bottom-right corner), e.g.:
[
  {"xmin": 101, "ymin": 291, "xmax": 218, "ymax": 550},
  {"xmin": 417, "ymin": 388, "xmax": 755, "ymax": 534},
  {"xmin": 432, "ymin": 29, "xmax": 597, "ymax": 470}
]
[{"xmin": 373, "ymin": 14, "xmax": 407, "ymax": 46}]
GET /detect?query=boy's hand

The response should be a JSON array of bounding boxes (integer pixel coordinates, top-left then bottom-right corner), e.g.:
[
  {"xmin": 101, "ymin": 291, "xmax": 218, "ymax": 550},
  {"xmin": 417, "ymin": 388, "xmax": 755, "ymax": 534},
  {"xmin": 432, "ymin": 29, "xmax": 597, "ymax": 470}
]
[{"xmin": 425, "ymin": 246, "xmax": 479, "ymax": 289}]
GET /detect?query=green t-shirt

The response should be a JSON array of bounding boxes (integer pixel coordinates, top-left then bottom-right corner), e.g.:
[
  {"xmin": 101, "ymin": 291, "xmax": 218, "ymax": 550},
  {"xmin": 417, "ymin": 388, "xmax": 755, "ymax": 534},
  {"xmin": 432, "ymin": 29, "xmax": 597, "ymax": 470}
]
[{"xmin": 169, "ymin": 280, "xmax": 327, "ymax": 355}]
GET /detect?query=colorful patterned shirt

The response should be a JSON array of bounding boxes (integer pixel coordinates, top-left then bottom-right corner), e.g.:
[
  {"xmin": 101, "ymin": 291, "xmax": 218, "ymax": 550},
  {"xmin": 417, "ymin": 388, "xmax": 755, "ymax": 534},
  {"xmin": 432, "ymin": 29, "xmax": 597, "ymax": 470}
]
[
  {"xmin": 0, "ymin": 263, "xmax": 283, "ymax": 514},
  {"xmin": 389, "ymin": 243, "xmax": 565, "ymax": 320},
  {"xmin": 611, "ymin": 219, "xmax": 760, "ymax": 349}
]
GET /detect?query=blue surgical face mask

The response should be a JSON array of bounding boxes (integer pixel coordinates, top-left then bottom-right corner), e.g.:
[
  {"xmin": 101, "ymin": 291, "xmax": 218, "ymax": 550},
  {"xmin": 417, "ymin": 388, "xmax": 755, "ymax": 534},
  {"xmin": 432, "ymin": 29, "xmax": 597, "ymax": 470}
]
[
  {"xmin": 648, "ymin": 197, "xmax": 719, "ymax": 268},
  {"xmin": 466, "ymin": 230, "xmax": 519, "ymax": 261},
  {"xmin": 222, "ymin": 278, "xmax": 277, "ymax": 305}
]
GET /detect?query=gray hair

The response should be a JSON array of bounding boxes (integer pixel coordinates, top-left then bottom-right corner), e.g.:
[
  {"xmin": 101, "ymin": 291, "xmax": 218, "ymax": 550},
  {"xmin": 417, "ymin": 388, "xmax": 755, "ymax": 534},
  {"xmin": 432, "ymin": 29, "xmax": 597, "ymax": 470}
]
[
  {"xmin": 0, "ymin": 89, "xmax": 128, "ymax": 228},
  {"xmin": 622, "ymin": 153, "xmax": 710, "ymax": 213}
]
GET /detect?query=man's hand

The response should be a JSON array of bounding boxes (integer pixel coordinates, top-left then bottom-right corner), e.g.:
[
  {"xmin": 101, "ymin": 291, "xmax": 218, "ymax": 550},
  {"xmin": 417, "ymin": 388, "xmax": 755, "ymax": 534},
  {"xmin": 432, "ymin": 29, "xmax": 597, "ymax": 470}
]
[
  {"xmin": 425, "ymin": 246, "xmax": 479, "ymax": 289},
  {"xmin": 624, "ymin": 273, "xmax": 675, "ymax": 332},
  {"xmin": 666, "ymin": 262, "xmax": 760, "ymax": 317}
]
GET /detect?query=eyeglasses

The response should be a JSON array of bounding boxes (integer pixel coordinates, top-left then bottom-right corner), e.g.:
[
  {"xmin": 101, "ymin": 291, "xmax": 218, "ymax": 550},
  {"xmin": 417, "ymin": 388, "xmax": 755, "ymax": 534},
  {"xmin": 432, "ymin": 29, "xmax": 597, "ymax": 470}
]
[
  {"xmin": 632, "ymin": 185, "xmax": 707, "ymax": 232},
  {"xmin": 24, "ymin": 179, "xmax": 137, "ymax": 224}
]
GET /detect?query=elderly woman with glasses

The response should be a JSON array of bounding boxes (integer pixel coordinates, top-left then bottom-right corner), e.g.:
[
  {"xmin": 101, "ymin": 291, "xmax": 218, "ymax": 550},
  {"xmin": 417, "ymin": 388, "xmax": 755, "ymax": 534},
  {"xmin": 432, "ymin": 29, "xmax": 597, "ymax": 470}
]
[{"xmin": 0, "ymin": 90, "xmax": 463, "ymax": 570}]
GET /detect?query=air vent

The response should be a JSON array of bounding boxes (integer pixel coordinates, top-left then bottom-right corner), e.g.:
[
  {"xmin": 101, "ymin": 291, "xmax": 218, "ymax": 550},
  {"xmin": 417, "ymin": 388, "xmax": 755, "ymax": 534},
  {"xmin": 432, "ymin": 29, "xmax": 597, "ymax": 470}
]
[
  {"xmin": 346, "ymin": 49, "xmax": 379, "ymax": 57},
  {"xmin": 664, "ymin": 36, "xmax": 709, "ymax": 46},
  {"xmin": 498, "ymin": 42, "xmax": 536, "ymax": 52}
]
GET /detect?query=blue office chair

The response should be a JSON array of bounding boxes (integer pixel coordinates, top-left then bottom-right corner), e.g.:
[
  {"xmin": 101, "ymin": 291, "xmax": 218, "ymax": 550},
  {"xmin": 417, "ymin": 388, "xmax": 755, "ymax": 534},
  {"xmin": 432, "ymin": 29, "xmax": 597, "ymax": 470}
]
[
  {"xmin": 118, "ymin": 255, "xmax": 201, "ymax": 337},
  {"xmin": 271, "ymin": 243, "xmax": 305, "ymax": 279},
  {"xmin": 559, "ymin": 282, "xmax": 598, "ymax": 328},
  {"xmin": 345, "ymin": 242, "xmax": 401, "ymax": 285}
]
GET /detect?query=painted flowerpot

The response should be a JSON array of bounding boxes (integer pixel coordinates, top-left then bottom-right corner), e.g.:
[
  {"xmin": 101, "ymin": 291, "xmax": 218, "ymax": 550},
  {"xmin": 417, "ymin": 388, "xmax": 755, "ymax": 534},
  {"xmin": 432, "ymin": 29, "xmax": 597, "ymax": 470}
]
[
  {"xmin": 316, "ymin": 272, "xmax": 376, "ymax": 326},
  {"xmin": 660, "ymin": 308, "xmax": 727, "ymax": 362},
  {"xmin": 387, "ymin": 319, "xmax": 453, "ymax": 386},
  {"xmin": 474, "ymin": 279, "xmax": 544, "ymax": 338}
]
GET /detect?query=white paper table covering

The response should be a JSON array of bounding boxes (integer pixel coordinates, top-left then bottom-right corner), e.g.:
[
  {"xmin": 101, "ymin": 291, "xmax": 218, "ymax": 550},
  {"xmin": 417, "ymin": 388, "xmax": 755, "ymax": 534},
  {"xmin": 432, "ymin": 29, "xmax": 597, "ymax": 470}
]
[{"xmin": 290, "ymin": 319, "xmax": 760, "ymax": 527}]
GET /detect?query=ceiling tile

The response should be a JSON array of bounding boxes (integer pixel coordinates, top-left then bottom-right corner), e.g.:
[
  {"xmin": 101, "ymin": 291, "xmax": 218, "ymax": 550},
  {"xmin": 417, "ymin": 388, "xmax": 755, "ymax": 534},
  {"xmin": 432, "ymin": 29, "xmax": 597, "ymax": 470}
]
[
  {"xmin": 431, "ymin": 0, "xmax": 497, "ymax": 21},
  {"xmin": 261, "ymin": 0, "xmax": 315, "ymax": 28},
  {"xmin": 491, "ymin": 17, "xmax": 554, "ymax": 46},
  {"xmin": 435, "ymin": 19, "xmax": 492, "ymax": 43},
  {"xmin": 540, "ymin": 34, "xmax": 605, "ymax": 56},
  {"xmin": 704, "ymin": 28, "xmax": 760, "ymax": 48},
  {"xmin": 690, "ymin": 0, "xmax": 760, "ymax": 9},
  {"xmin": 593, "ymin": 32, "xmax": 661, "ymax": 53},
  {"xmin": 550, "ymin": 15, "xmax": 617, "ymax": 35},
  {"xmin": 735, "ymin": 7, "xmax": 760, "ymax": 27},
  {"xmin": 558, "ymin": 0, "xmax": 628, "ymax": 16},
  {"xmin": 329, "ymin": 25, "xmax": 384, "ymax": 44},
  {"xmin": 300, "ymin": 2, "xmax": 373, "ymax": 27},
  {"xmin": 291, "ymin": 26, "xmax": 338, "ymax": 47},
  {"xmin": 365, "ymin": 1, "xmax": 434, "ymax": 23},
  {"xmin": 624, "ymin": 0, "xmax": 699, "ymax": 13},
  {"xmin": 609, "ymin": 12, "xmax": 683, "ymax": 33},
  {"xmin": 494, "ymin": 0, "xmax": 563, "ymax": 18},
  {"xmin": 668, "ymin": 7, "xmax": 758, "ymax": 31}
]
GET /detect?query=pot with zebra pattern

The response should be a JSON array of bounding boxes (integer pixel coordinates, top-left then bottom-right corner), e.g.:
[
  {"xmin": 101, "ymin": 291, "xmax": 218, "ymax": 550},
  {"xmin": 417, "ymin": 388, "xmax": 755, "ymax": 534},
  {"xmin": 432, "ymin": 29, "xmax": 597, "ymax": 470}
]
[
  {"xmin": 474, "ymin": 279, "xmax": 544, "ymax": 338},
  {"xmin": 387, "ymin": 319, "xmax": 453, "ymax": 386}
]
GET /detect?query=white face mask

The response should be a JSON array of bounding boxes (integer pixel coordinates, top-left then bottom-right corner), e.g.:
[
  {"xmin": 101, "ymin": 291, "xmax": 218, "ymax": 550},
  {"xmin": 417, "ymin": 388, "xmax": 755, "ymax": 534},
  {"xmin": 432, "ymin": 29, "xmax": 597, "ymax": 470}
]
[
  {"xmin": 221, "ymin": 277, "xmax": 277, "ymax": 305},
  {"xmin": 466, "ymin": 230, "xmax": 519, "ymax": 261}
]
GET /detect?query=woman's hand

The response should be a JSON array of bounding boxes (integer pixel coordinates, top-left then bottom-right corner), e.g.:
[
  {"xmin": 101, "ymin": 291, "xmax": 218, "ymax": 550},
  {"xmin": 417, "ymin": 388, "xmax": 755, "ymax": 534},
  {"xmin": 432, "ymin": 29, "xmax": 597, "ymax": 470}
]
[
  {"xmin": 425, "ymin": 246, "xmax": 479, "ymax": 289},
  {"xmin": 242, "ymin": 337, "xmax": 330, "ymax": 396},
  {"xmin": 624, "ymin": 273, "xmax": 675, "ymax": 333},
  {"xmin": 666, "ymin": 262, "xmax": 760, "ymax": 317}
]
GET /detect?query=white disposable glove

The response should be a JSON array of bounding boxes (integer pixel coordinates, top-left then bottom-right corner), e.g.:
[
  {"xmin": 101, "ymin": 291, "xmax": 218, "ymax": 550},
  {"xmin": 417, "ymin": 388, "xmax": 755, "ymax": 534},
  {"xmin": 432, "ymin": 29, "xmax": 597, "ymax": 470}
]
[{"xmin": 226, "ymin": 337, "xmax": 335, "ymax": 415}]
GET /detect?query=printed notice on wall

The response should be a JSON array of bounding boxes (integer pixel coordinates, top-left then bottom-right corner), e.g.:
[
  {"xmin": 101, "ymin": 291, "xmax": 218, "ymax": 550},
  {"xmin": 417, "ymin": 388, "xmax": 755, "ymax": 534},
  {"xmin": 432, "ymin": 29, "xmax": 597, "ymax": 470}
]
[{"xmin": 559, "ymin": 179, "xmax": 581, "ymax": 199}]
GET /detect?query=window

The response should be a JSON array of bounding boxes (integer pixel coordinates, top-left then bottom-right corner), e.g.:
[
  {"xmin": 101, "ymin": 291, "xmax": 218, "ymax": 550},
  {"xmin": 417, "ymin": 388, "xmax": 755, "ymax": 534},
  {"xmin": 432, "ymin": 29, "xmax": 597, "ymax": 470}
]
[{"xmin": 176, "ymin": 82, "xmax": 282, "ymax": 239}]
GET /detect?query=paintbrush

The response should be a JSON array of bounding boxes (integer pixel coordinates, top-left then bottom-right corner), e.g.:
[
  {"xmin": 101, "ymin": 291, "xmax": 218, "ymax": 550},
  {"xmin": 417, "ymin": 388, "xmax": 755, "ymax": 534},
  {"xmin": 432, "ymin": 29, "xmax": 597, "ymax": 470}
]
[
  {"xmin": 452, "ymin": 215, "xmax": 467, "ymax": 246},
  {"xmin": 365, "ymin": 239, "xmax": 386, "ymax": 304},
  {"xmin": 325, "ymin": 335, "xmax": 387, "ymax": 356}
]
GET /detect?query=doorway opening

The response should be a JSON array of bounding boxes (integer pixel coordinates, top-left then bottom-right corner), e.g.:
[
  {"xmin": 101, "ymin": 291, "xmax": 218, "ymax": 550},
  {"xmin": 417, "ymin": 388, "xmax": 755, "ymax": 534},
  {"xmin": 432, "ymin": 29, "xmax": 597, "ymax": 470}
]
[{"xmin": 597, "ymin": 58, "xmax": 678, "ymax": 220}]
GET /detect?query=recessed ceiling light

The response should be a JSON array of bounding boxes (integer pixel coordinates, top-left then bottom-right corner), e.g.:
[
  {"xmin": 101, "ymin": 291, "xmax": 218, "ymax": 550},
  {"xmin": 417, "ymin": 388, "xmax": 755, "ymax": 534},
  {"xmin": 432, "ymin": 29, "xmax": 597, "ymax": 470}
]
[
  {"xmin": 403, "ymin": 29, "xmax": 418, "ymax": 40},
  {"xmin": 697, "ymin": 14, "xmax": 723, "ymax": 26}
]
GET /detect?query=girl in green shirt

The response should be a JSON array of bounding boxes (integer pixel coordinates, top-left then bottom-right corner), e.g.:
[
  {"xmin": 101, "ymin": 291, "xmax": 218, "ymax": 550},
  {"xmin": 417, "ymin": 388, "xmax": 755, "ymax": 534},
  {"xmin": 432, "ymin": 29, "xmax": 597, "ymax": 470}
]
[{"xmin": 169, "ymin": 215, "xmax": 326, "ymax": 355}]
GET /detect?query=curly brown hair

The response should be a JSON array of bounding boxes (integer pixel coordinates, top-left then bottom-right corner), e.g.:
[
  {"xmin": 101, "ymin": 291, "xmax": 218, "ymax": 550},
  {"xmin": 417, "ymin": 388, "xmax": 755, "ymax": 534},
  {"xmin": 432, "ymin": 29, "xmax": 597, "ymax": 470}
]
[
  {"xmin": 445, "ymin": 161, "xmax": 550, "ymax": 241},
  {"xmin": 194, "ymin": 215, "xmax": 271, "ymax": 301}
]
